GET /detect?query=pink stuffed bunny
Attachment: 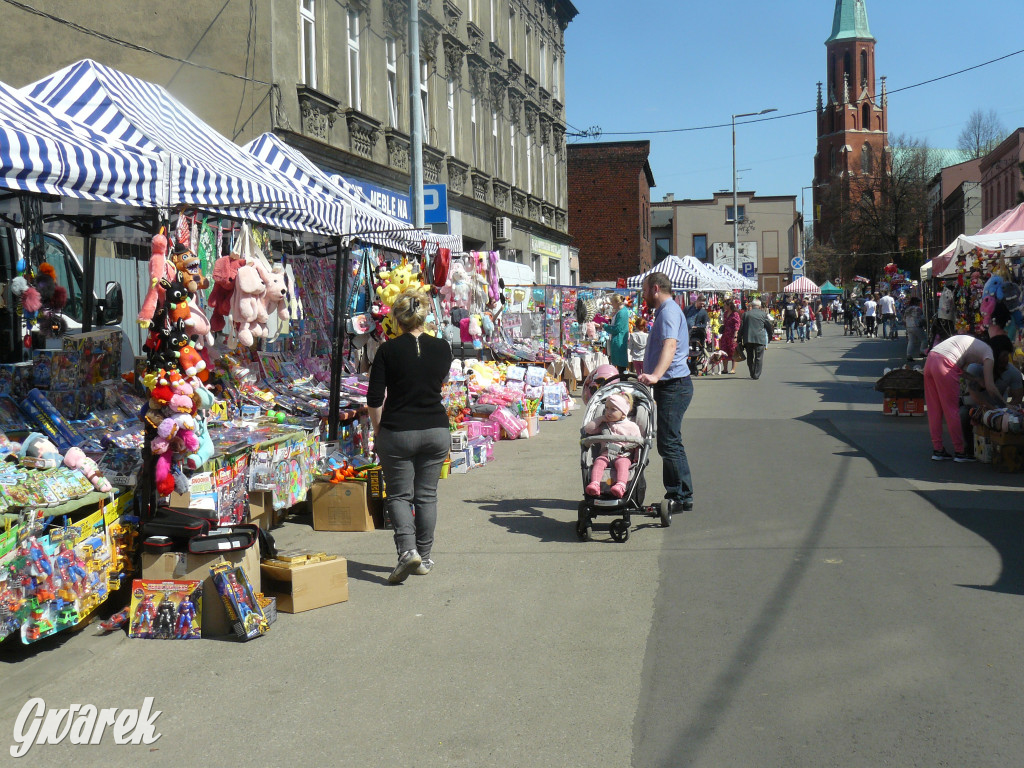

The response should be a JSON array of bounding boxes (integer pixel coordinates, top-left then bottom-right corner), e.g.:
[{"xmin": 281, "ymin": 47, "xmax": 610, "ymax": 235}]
[
  {"xmin": 231, "ymin": 262, "xmax": 266, "ymax": 347},
  {"xmin": 64, "ymin": 447, "xmax": 113, "ymax": 493},
  {"xmin": 254, "ymin": 261, "xmax": 290, "ymax": 323}
]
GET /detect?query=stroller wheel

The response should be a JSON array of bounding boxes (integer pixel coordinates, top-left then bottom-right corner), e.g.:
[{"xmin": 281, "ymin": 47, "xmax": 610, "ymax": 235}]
[
  {"xmin": 658, "ymin": 503, "xmax": 672, "ymax": 528},
  {"xmin": 609, "ymin": 518, "xmax": 630, "ymax": 543},
  {"xmin": 576, "ymin": 502, "xmax": 593, "ymax": 542}
]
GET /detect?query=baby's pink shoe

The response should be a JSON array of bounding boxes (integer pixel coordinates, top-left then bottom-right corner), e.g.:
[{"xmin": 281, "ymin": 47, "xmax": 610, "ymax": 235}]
[
  {"xmin": 610, "ymin": 482, "xmax": 627, "ymax": 498},
  {"xmin": 585, "ymin": 481, "xmax": 602, "ymax": 497}
]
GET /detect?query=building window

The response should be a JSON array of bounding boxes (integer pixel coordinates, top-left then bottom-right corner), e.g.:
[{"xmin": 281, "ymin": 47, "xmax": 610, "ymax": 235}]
[
  {"xmin": 525, "ymin": 130, "xmax": 533, "ymax": 194},
  {"xmin": 862, "ymin": 103, "xmax": 870, "ymax": 133},
  {"xmin": 843, "ymin": 51, "xmax": 851, "ymax": 87},
  {"xmin": 553, "ymin": 149, "xmax": 559, "ymax": 206},
  {"xmin": 300, "ymin": 0, "xmax": 316, "ymax": 88},
  {"xmin": 547, "ymin": 258, "xmax": 559, "ymax": 284},
  {"xmin": 525, "ymin": 25, "xmax": 532, "ymax": 73},
  {"xmin": 539, "ymin": 141, "xmax": 547, "ymax": 200},
  {"xmin": 693, "ymin": 234, "xmax": 708, "ymax": 261},
  {"xmin": 467, "ymin": 0, "xmax": 475, "ymax": 24},
  {"xmin": 539, "ymin": 39, "xmax": 547, "ymax": 89},
  {"xmin": 489, "ymin": 0, "xmax": 496, "ymax": 41},
  {"xmin": 655, "ymin": 237, "xmax": 671, "ymax": 262},
  {"xmin": 491, "ymin": 108, "xmax": 500, "ymax": 178},
  {"xmin": 386, "ymin": 37, "xmax": 398, "ymax": 127},
  {"xmin": 419, "ymin": 60, "xmax": 429, "ymax": 137},
  {"xmin": 532, "ymin": 253, "xmax": 542, "ymax": 283},
  {"xmin": 552, "ymin": 56, "xmax": 560, "ymax": 99},
  {"xmin": 509, "ymin": 123, "xmax": 516, "ymax": 186},
  {"xmin": 470, "ymin": 94, "xmax": 479, "ymax": 166},
  {"xmin": 347, "ymin": 10, "xmax": 360, "ymax": 110},
  {"xmin": 830, "ymin": 146, "xmax": 837, "ymax": 175},
  {"xmin": 447, "ymin": 79, "xmax": 456, "ymax": 153},
  {"xmin": 726, "ymin": 205, "xmax": 745, "ymax": 223},
  {"xmin": 861, "ymin": 143, "xmax": 873, "ymax": 175},
  {"xmin": 508, "ymin": 7, "xmax": 516, "ymax": 58},
  {"xmin": 860, "ymin": 50, "xmax": 868, "ymax": 86}
]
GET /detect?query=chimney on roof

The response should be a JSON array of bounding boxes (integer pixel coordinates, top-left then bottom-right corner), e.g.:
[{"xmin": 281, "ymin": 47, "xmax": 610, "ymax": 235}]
[{"xmin": 663, "ymin": 193, "xmax": 675, "ymax": 202}]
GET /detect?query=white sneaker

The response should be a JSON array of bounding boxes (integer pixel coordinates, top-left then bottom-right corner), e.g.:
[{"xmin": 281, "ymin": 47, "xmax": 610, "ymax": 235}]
[
  {"xmin": 414, "ymin": 558, "xmax": 434, "ymax": 575},
  {"xmin": 388, "ymin": 550, "xmax": 421, "ymax": 584}
]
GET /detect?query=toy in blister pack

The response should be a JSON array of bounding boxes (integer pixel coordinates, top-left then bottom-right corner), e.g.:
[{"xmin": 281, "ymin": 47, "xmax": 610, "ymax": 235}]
[
  {"xmin": 128, "ymin": 579, "xmax": 202, "ymax": 639},
  {"xmin": 209, "ymin": 563, "xmax": 267, "ymax": 641}
]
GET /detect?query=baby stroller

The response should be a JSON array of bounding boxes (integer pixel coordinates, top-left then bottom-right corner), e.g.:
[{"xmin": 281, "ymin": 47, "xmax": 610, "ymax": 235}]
[
  {"xmin": 577, "ymin": 371, "xmax": 669, "ymax": 543},
  {"xmin": 687, "ymin": 328, "xmax": 710, "ymax": 376}
]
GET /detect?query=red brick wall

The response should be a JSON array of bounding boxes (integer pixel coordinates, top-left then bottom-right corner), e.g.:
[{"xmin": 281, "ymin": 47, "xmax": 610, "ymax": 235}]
[{"xmin": 567, "ymin": 142, "xmax": 652, "ymax": 283}]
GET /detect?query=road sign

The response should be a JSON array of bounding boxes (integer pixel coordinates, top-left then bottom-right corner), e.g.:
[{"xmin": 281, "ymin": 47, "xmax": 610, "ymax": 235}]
[
  {"xmin": 421, "ymin": 184, "xmax": 448, "ymax": 225},
  {"xmin": 790, "ymin": 255, "xmax": 805, "ymax": 271}
]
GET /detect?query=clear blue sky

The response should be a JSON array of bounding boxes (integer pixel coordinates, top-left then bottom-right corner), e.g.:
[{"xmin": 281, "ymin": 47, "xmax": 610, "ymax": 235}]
[{"xmin": 565, "ymin": 0, "xmax": 1024, "ymax": 210}]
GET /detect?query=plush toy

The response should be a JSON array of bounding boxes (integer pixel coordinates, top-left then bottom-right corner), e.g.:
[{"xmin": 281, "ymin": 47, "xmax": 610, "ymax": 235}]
[
  {"xmin": 487, "ymin": 250, "xmax": 500, "ymax": 305},
  {"xmin": 186, "ymin": 300, "xmax": 215, "ymax": 349},
  {"xmin": 162, "ymin": 278, "xmax": 192, "ymax": 325},
  {"xmin": 155, "ymin": 452, "xmax": 174, "ymax": 496},
  {"xmin": 254, "ymin": 260, "xmax": 290, "ymax": 323},
  {"xmin": 186, "ymin": 415, "xmax": 215, "ymax": 471},
  {"xmin": 446, "ymin": 262, "xmax": 471, "ymax": 310},
  {"xmin": 21, "ymin": 286, "xmax": 41, "ymax": 327},
  {"xmin": 169, "ymin": 241, "xmax": 209, "ymax": 295},
  {"xmin": 209, "ymin": 253, "xmax": 245, "ymax": 333},
  {"xmin": 64, "ymin": 447, "xmax": 112, "ymax": 493},
  {"xmin": 459, "ymin": 316, "xmax": 473, "ymax": 343},
  {"xmin": 16, "ymin": 432, "xmax": 62, "ymax": 469},
  {"xmin": 468, "ymin": 314, "xmax": 483, "ymax": 349},
  {"xmin": 231, "ymin": 262, "xmax": 267, "ymax": 347},
  {"xmin": 138, "ymin": 233, "xmax": 175, "ymax": 326}
]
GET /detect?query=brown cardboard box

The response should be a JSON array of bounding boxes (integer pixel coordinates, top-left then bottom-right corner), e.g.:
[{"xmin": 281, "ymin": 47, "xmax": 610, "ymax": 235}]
[
  {"xmin": 141, "ymin": 545, "xmax": 261, "ymax": 637},
  {"xmin": 311, "ymin": 482, "xmax": 374, "ymax": 532},
  {"xmin": 259, "ymin": 557, "xmax": 348, "ymax": 613},
  {"xmin": 247, "ymin": 490, "xmax": 274, "ymax": 530}
]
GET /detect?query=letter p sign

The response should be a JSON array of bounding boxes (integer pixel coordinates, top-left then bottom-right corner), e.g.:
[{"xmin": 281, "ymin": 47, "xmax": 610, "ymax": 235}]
[{"xmin": 421, "ymin": 184, "xmax": 448, "ymax": 225}]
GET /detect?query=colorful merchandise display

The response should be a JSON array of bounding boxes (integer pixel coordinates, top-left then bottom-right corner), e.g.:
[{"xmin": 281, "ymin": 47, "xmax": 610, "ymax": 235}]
[{"xmin": 128, "ymin": 578, "xmax": 202, "ymax": 639}]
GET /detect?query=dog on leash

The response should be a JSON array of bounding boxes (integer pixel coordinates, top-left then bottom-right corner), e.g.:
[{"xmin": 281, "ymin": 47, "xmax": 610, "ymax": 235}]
[{"xmin": 707, "ymin": 349, "xmax": 730, "ymax": 375}]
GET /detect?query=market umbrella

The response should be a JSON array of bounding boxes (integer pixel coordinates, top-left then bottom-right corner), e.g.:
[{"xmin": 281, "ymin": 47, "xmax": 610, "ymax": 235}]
[
  {"xmin": 625, "ymin": 255, "xmax": 698, "ymax": 290},
  {"xmin": 782, "ymin": 276, "xmax": 820, "ymax": 294},
  {"xmin": 819, "ymin": 281, "xmax": 843, "ymax": 295}
]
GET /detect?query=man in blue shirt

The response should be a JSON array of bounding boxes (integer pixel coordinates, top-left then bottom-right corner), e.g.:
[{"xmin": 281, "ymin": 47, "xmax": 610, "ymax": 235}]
[{"xmin": 639, "ymin": 272, "xmax": 695, "ymax": 513}]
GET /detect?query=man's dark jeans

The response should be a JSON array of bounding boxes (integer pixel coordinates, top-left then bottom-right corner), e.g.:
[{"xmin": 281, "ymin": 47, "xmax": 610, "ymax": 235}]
[
  {"xmin": 653, "ymin": 376, "xmax": 694, "ymax": 504},
  {"xmin": 743, "ymin": 343, "xmax": 765, "ymax": 379}
]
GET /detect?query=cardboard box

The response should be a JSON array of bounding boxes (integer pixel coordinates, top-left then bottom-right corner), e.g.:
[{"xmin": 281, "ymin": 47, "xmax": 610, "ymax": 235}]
[
  {"xmin": 449, "ymin": 449, "xmax": 470, "ymax": 474},
  {"xmin": 260, "ymin": 557, "xmax": 348, "ymax": 613},
  {"xmin": 974, "ymin": 430, "xmax": 993, "ymax": 463},
  {"xmin": 311, "ymin": 482, "xmax": 374, "ymax": 532},
  {"xmin": 882, "ymin": 397, "xmax": 926, "ymax": 416},
  {"xmin": 247, "ymin": 490, "xmax": 274, "ymax": 530},
  {"xmin": 450, "ymin": 430, "xmax": 468, "ymax": 451},
  {"xmin": 141, "ymin": 544, "xmax": 261, "ymax": 637}
]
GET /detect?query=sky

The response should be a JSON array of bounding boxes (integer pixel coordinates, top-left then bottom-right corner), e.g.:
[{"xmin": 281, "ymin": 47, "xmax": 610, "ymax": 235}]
[{"xmin": 564, "ymin": 0, "xmax": 1024, "ymax": 212}]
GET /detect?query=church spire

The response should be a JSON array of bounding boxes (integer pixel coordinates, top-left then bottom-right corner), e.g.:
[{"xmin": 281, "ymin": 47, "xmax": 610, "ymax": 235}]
[{"xmin": 826, "ymin": 0, "xmax": 874, "ymax": 44}]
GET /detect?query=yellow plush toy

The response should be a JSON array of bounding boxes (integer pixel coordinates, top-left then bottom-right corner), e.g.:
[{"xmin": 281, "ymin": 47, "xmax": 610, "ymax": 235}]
[{"xmin": 375, "ymin": 263, "xmax": 432, "ymax": 339}]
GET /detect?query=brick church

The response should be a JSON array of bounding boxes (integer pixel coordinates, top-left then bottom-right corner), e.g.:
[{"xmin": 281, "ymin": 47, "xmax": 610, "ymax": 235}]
[{"xmin": 812, "ymin": 0, "xmax": 888, "ymax": 247}]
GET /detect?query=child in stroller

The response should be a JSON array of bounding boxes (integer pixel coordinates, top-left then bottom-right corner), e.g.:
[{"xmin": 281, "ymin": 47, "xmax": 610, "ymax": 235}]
[
  {"xmin": 583, "ymin": 391, "xmax": 641, "ymax": 498},
  {"xmin": 688, "ymin": 327, "xmax": 710, "ymax": 376}
]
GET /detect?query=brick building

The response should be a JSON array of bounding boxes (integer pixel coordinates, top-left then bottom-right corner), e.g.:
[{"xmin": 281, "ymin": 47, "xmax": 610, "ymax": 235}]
[
  {"xmin": 812, "ymin": 0, "xmax": 888, "ymax": 247},
  {"xmin": 981, "ymin": 128, "xmax": 1024, "ymax": 226},
  {"xmin": 567, "ymin": 141, "xmax": 654, "ymax": 283},
  {"xmin": 925, "ymin": 156, "xmax": 981, "ymax": 261}
]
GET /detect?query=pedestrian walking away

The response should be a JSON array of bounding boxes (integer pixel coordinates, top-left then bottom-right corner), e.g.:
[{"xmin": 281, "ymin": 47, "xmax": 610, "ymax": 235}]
[
  {"xmin": 878, "ymin": 292, "xmax": 897, "ymax": 339},
  {"xmin": 903, "ymin": 296, "xmax": 927, "ymax": 361},
  {"xmin": 738, "ymin": 298, "xmax": 774, "ymax": 379},
  {"xmin": 863, "ymin": 294, "xmax": 878, "ymax": 337},
  {"xmin": 639, "ymin": 272, "xmax": 695, "ymax": 513},
  {"xmin": 923, "ymin": 334, "xmax": 1012, "ymax": 462},
  {"xmin": 367, "ymin": 290, "xmax": 454, "ymax": 583},
  {"xmin": 604, "ymin": 293, "xmax": 630, "ymax": 374},
  {"xmin": 782, "ymin": 295, "xmax": 798, "ymax": 343},
  {"xmin": 719, "ymin": 297, "xmax": 741, "ymax": 374}
]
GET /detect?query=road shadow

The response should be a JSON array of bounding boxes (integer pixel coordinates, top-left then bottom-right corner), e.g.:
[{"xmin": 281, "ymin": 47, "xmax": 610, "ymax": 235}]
[
  {"xmin": 466, "ymin": 497, "xmax": 581, "ymax": 543},
  {"xmin": 344, "ymin": 559, "xmax": 392, "ymax": 586},
  {"xmin": 799, "ymin": 408, "xmax": 1024, "ymax": 596},
  {"xmin": 784, "ymin": 379, "xmax": 878, "ymax": 405}
]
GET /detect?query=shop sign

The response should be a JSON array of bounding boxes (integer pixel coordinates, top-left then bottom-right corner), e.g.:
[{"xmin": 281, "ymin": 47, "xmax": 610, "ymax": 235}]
[
  {"xmin": 348, "ymin": 179, "xmax": 411, "ymax": 222},
  {"xmin": 530, "ymin": 236, "xmax": 568, "ymax": 261}
]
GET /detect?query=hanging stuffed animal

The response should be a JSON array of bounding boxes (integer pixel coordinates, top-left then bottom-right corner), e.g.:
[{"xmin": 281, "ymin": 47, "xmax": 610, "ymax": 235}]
[
  {"xmin": 231, "ymin": 262, "xmax": 267, "ymax": 348},
  {"xmin": 168, "ymin": 241, "xmax": 209, "ymax": 296},
  {"xmin": 487, "ymin": 250, "xmax": 501, "ymax": 306},
  {"xmin": 138, "ymin": 232, "xmax": 176, "ymax": 326},
  {"xmin": 209, "ymin": 252, "xmax": 245, "ymax": 333}
]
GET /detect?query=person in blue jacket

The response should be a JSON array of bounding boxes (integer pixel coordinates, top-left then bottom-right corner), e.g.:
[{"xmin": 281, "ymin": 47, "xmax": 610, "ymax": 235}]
[{"xmin": 604, "ymin": 293, "xmax": 630, "ymax": 373}]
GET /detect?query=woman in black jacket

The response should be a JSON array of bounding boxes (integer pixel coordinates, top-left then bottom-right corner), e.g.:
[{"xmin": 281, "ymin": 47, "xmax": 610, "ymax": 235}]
[{"xmin": 367, "ymin": 291, "xmax": 454, "ymax": 583}]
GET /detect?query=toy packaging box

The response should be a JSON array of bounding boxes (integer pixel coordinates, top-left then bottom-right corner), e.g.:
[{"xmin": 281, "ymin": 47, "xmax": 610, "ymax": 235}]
[
  {"xmin": 128, "ymin": 579, "xmax": 202, "ymax": 639},
  {"xmin": 209, "ymin": 563, "xmax": 268, "ymax": 641}
]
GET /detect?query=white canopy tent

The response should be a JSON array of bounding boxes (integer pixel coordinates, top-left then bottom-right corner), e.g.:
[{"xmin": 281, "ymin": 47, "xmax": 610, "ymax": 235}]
[{"xmin": 935, "ymin": 231, "xmax": 1024, "ymax": 278}]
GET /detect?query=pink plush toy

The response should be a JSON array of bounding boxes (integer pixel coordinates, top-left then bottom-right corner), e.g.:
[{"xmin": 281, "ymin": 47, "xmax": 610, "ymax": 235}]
[
  {"xmin": 209, "ymin": 253, "xmax": 245, "ymax": 333},
  {"xmin": 64, "ymin": 447, "xmax": 113, "ymax": 493},
  {"xmin": 487, "ymin": 250, "xmax": 501, "ymax": 305},
  {"xmin": 137, "ymin": 233, "xmax": 177, "ymax": 326},
  {"xmin": 231, "ymin": 262, "xmax": 267, "ymax": 347},
  {"xmin": 255, "ymin": 261, "xmax": 290, "ymax": 323},
  {"xmin": 155, "ymin": 453, "xmax": 174, "ymax": 496}
]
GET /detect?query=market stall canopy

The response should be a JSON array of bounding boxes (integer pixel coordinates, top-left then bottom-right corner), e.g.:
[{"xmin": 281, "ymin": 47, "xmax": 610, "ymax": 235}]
[
  {"xmin": 936, "ymin": 231, "xmax": 1024, "ymax": 278},
  {"xmin": 625, "ymin": 255, "xmax": 697, "ymax": 291},
  {"xmin": 931, "ymin": 202, "xmax": 1024, "ymax": 276},
  {"xmin": 782, "ymin": 276, "xmax": 821, "ymax": 294},
  {"xmin": 675, "ymin": 255, "xmax": 733, "ymax": 291},
  {"xmin": 245, "ymin": 132, "xmax": 460, "ymax": 253},
  {"xmin": 819, "ymin": 281, "xmax": 843, "ymax": 295},
  {"xmin": 0, "ymin": 77, "xmax": 164, "ymax": 216},
  {"xmin": 24, "ymin": 60, "xmax": 347, "ymax": 240},
  {"xmin": 709, "ymin": 263, "xmax": 756, "ymax": 291}
]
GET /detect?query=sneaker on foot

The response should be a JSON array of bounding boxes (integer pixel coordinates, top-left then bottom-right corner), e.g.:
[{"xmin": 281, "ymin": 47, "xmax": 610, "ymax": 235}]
[
  {"xmin": 388, "ymin": 549, "xmax": 421, "ymax": 584},
  {"xmin": 414, "ymin": 558, "xmax": 434, "ymax": 575},
  {"xmin": 931, "ymin": 449, "xmax": 953, "ymax": 461},
  {"xmin": 954, "ymin": 452, "xmax": 976, "ymax": 463}
]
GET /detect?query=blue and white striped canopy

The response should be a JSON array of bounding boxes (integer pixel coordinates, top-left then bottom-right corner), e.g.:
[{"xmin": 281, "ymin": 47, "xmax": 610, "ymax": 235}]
[
  {"xmin": 0, "ymin": 77, "xmax": 163, "ymax": 210},
  {"xmin": 245, "ymin": 132, "xmax": 460, "ymax": 253},
  {"xmin": 24, "ymin": 60, "xmax": 346, "ymax": 239},
  {"xmin": 626, "ymin": 255, "xmax": 698, "ymax": 290}
]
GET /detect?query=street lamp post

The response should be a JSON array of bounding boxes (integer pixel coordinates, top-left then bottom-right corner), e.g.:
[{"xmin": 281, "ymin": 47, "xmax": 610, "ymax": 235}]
[{"xmin": 732, "ymin": 108, "xmax": 776, "ymax": 279}]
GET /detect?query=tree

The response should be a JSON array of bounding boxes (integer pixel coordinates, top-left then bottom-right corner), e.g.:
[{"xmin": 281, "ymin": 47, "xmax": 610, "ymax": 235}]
[
  {"xmin": 805, "ymin": 241, "xmax": 842, "ymax": 285},
  {"xmin": 957, "ymin": 109, "xmax": 1006, "ymax": 159}
]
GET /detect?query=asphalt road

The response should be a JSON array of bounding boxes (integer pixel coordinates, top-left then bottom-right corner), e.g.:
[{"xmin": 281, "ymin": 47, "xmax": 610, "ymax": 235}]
[{"xmin": 3, "ymin": 328, "xmax": 1024, "ymax": 767}]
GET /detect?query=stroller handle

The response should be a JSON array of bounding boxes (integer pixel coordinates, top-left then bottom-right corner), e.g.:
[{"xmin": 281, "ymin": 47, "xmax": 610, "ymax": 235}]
[{"xmin": 591, "ymin": 371, "xmax": 655, "ymax": 401}]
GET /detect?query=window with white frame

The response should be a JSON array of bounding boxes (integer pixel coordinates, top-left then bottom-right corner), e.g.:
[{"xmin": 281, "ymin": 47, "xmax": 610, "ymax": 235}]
[
  {"xmin": 553, "ymin": 148, "xmax": 559, "ymax": 205},
  {"xmin": 419, "ymin": 60, "xmax": 429, "ymax": 137},
  {"xmin": 539, "ymin": 40, "xmax": 547, "ymax": 89},
  {"xmin": 447, "ymin": 79, "xmax": 456, "ymax": 153},
  {"xmin": 548, "ymin": 258, "xmax": 559, "ymax": 285},
  {"xmin": 467, "ymin": 0, "xmax": 475, "ymax": 24},
  {"xmin": 489, "ymin": 0, "xmax": 496, "ymax": 41},
  {"xmin": 552, "ymin": 55, "xmax": 560, "ymax": 99},
  {"xmin": 492, "ymin": 108, "xmax": 499, "ymax": 178},
  {"xmin": 386, "ymin": 37, "xmax": 398, "ymax": 127},
  {"xmin": 300, "ymin": 0, "xmax": 316, "ymax": 88},
  {"xmin": 539, "ymin": 140, "xmax": 546, "ymax": 200},
  {"xmin": 509, "ymin": 123, "xmax": 516, "ymax": 186},
  {"xmin": 470, "ymin": 94, "xmax": 479, "ymax": 166},
  {"xmin": 525, "ymin": 130, "xmax": 533, "ymax": 194},
  {"xmin": 347, "ymin": 10, "xmax": 360, "ymax": 110}
]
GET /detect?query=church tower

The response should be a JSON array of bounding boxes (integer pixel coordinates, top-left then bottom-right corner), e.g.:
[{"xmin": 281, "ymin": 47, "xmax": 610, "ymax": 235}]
[{"xmin": 813, "ymin": 0, "xmax": 888, "ymax": 247}]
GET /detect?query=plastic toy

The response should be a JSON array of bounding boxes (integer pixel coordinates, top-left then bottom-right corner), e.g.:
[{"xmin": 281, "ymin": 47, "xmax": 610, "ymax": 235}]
[
  {"xmin": 63, "ymin": 447, "xmax": 113, "ymax": 493},
  {"xmin": 174, "ymin": 595, "xmax": 197, "ymax": 638}
]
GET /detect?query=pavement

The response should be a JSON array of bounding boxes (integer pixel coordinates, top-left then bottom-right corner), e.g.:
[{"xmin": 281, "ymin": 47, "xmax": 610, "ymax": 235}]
[{"xmin": 3, "ymin": 326, "xmax": 1024, "ymax": 767}]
